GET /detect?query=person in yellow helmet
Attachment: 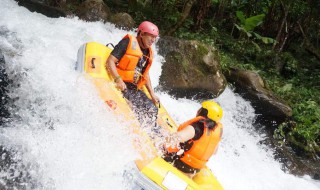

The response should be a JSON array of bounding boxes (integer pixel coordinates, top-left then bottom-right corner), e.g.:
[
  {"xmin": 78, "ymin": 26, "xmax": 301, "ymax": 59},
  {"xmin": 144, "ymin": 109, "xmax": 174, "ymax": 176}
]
[
  {"xmin": 106, "ymin": 21, "xmax": 160, "ymax": 133},
  {"xmin": 163, "ymin": 100, "xmax": 224, "ymax": 175}
]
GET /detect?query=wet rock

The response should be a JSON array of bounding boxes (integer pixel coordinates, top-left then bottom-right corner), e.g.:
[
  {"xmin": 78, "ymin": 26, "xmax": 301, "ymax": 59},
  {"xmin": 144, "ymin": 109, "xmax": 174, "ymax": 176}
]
[
  {"xmin": 224, "ymin": 68, "xmax": 292, "ymax": 127},
  {"xmin": 76, "ymin": 0, "xmax": 111, "ymax": 22},
  {"xmin": 157, "ymin": 36, "xmax": 227, "ymax": 99},
  {"xmin": 262, "ymin": 128, "xmax": 320, "ymax": 181},
  {"xmin": 15, "ymin": 0, "xmax": 66, "ymax": 18},
  {"xmin": 109, "ymin": 12, "xmax": 135, "ymax": 30}
]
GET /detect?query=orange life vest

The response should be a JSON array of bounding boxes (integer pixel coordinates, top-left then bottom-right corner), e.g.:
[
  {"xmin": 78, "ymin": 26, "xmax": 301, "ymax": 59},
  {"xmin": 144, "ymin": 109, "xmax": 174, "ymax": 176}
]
[
  {"xmin": 116, "ymin": 34, "xmax": 153, "ymax": 89},
  {"xmin": 177, "ymin": 116, "xmax": 223, "ymax": 169}
]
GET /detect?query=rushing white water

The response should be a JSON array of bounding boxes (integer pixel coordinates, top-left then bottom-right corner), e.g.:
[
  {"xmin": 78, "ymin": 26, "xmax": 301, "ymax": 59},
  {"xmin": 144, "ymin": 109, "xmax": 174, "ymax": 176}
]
[{"xmin": 0, "ymin": 0, "xmax": 319, "ymax": 189}]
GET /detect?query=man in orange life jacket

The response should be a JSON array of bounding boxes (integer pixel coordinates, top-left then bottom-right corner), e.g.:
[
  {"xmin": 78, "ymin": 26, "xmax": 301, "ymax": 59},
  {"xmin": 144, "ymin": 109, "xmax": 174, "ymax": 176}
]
[
  {"xmin": 106, "ymin": 21, "xmax": 160, "ymax": 133},
  {"xmin": 164, "ymin": 100, "xmax": 223, "ymax": 175}
]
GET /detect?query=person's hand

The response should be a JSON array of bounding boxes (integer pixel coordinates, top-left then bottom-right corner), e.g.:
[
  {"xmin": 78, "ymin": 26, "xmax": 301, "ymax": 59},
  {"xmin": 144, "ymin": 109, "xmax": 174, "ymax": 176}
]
[
  {"xmin": 151, "ymin": 93, "xmax": 160, "ymax": 105},
  {"xmin": 115, "ymin": 78, "xmax": 127, "ymax": 91}
]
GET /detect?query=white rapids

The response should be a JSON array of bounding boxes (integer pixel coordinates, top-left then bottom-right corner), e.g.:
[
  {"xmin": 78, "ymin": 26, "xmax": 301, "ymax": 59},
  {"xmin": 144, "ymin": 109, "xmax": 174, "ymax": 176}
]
[{"xmin": 0, "ymin": 0, "xmax": 319, "ymax": 189}]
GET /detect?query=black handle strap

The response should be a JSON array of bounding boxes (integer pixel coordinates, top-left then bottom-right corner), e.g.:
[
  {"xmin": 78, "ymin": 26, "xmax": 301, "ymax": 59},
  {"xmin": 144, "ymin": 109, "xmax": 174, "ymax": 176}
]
[
  {"xmin": 91, "ymin": 58, "xmax": 95, "ymax": 68},
  {"xmin": 106, "ymin": 43, "xmax": 115, "ymax": 48}
]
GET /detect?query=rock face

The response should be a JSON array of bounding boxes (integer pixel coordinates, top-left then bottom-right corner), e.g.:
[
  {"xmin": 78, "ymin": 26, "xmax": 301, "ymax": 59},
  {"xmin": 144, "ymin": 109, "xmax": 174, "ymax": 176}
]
[
  {"xmin": 76, "ymin": 0, "xmax": 111, "ymax": 22},
  {"xmin": 157, "ymin": 36, "xmax": 227, "ymax": 99},
  {"xmin": 109, "ymin": 12, "xmax": 135, "ymax": 30},
  {"xmin": 15, "ymin": 0, "xmax": 66, "ymax": 18},
  {"xmin": 224, "ymin": 68, "xmax": 292, "ymax": 126}
]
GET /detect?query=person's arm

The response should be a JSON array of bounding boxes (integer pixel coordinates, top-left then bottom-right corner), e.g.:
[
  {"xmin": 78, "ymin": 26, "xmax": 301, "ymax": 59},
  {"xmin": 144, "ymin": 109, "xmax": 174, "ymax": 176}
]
[
  {"xmin": 145, "ymin": 73, "xmax": 159, "ymax": 104},
  {"xmin": 165, "ymin": 125, "xmax": 195, "ymax": 149},
  {"xmin": 106, "ymin": 55, "xmax": 126, "ymax": 91},
  {"xmin": 176, "ymin": 125, "xmax": 195, "ymax": 142},
  {"xmin": 106, "ymin": 38, "xmax": 129, "ymax": 91}
]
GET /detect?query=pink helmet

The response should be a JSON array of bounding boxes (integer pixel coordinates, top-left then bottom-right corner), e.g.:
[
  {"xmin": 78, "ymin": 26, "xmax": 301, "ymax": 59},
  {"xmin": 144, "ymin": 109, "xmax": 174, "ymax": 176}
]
[{"xmin": 138, "ymin": 21, "xmax": 159, "ymax": 36}]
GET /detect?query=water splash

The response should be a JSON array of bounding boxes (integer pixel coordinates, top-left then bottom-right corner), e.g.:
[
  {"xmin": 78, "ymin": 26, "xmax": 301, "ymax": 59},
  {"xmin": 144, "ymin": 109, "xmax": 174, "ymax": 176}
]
[{"xmin": 0, "ymin": 0, "xmax": 319, "ymax": 189}]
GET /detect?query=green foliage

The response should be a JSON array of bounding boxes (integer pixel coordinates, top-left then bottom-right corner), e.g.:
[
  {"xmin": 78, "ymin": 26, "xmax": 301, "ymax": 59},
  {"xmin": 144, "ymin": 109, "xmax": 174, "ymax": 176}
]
[
  {"xmin": 236, "ymin": 11, "xmax": 265, "ymax": 32},
  {"xmin": 279, "ymin": 83, "xmax": 292, "ymax": 92},
  {"xmin": 176, "ymin": 30, "xmax": 216, "ymax": 46},
  {"xmin": 293, "ymin": 101, "xmax": 320, "ymax": 129},
  {"xmin": 217, "ymin": 31, "xmax": 319, "ymax": 154},
  {"xmin": 273, "ymin": 121, "xmax": 292, "ymax": 146},
  {"xmin": 253, "ymin": 33, "xmax": 277, "ymax": 45},
  {"xmin": 291, "ymin": 0, "xmax": 309, "ymax": 19},
  {"xmin": 281, "ymin": 53, "xmax": 298, "ymax": 77},
  {"xmin": 266, "ymin": 72, "xmax": 320, "ymax": 155},
  {"xmin": 219, "ymin": 51, "xmax": 258, "ymax": 72},
  {"xmin": 289, "ymin": 100, "xmax": 320, "ymax": 155},
  {"xmin": 234, "ymin": 11, "xmax": 276, "ymax": 45}
]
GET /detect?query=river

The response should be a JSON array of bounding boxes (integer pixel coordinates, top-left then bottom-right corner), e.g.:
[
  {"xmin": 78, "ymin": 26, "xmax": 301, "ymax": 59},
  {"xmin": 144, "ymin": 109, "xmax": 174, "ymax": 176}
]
[{"xmin": 0, "ymin": 0, "xmax": 319, "ymax": 189}]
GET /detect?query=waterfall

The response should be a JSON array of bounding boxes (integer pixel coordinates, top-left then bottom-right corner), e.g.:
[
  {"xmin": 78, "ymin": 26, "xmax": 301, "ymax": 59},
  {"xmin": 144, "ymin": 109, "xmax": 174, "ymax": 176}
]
[{"xmin": 0, "ymin": 0, "xmax": 319, "ymax": 189}]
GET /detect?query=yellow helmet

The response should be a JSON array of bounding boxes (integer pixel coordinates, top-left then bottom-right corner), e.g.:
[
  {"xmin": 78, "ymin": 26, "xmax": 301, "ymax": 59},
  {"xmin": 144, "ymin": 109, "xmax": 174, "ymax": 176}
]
[{"xmin": 201, "ymin": 100, "xmax": 223, "ymax": 121}]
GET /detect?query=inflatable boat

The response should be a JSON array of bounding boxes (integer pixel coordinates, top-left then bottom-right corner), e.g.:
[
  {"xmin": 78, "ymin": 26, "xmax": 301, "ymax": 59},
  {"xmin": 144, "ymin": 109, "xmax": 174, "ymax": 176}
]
[{"xmin": 75, "ymin": 42, "xmax": 224, "ymax": 190}]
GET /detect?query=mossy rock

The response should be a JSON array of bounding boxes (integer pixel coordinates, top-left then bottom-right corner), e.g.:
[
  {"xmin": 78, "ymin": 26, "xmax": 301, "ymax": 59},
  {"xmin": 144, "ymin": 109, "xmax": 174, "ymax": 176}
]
[{"xmin": 158, "ymin": 37, "xmax": 227, "ymax": 99}]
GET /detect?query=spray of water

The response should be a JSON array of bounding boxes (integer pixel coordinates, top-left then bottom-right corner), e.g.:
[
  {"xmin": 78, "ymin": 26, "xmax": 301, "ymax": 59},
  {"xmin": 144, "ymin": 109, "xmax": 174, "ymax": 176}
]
[{"xmin": 0, "ymin": 0, "xmax": 319, "ymax": 189}]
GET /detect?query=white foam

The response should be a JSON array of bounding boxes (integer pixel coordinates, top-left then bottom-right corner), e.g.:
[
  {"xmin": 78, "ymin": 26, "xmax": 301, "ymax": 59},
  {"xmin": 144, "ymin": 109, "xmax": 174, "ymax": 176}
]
[{"xmin": 0, "ymin": 0, "xmax": 319, "ymax": 189}]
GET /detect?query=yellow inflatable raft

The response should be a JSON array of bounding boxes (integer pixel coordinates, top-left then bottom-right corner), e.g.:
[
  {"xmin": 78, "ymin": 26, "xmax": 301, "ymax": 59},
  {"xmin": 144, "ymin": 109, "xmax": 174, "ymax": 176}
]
[{"xmin": 76, "ymin": 42, "xmax": 224, "ymax": 190}]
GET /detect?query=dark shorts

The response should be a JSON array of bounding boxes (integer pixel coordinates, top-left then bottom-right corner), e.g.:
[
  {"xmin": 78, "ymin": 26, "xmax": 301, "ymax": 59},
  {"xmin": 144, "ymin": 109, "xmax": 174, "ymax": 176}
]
[{"xmin": 122, "ymin": 83, "xmax": 158, "ymax": 132}]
